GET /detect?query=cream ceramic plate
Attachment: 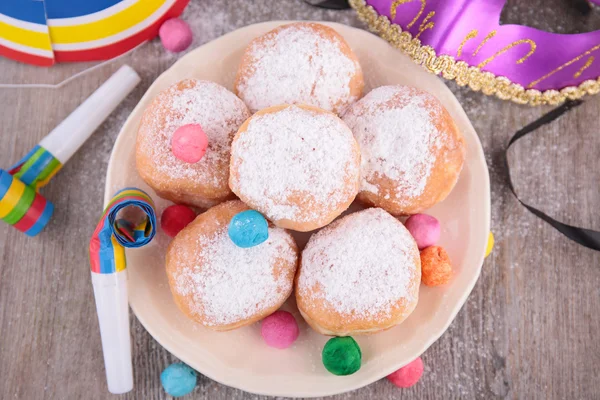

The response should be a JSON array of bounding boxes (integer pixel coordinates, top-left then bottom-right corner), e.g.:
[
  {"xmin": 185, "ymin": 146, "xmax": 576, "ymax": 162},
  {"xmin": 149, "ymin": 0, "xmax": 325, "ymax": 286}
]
[{"xmin": 105, "ymin": 21, "xmax": 490, "ymax": 397}]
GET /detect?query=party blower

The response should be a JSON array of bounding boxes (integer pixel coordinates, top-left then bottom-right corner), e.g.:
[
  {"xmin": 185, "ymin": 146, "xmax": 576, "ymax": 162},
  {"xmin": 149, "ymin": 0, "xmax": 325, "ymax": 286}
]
[
  {"xmin": 89, "ymin": 188, "xmax": 157, "ymax": 394},
  {"xmin": 0, "ymin": 65, "xmax": 140, "ymax": 236}
]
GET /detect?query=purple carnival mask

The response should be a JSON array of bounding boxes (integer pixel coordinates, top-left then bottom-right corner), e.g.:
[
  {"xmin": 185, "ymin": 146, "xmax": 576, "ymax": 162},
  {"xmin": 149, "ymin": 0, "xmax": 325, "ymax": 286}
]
[{"xmin": 350, "ymin": 0, "xmax": 600, "ymax": 105}]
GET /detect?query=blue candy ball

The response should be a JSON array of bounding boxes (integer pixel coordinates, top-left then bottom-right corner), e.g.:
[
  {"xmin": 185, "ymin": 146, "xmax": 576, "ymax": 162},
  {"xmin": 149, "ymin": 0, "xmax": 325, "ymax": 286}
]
[
  {"xmin": 160, "ymin": 363, "xmax": 197, "ymax": 397},
  {"xmin": 228, "ymin": 210, "xmax": 269, "ymax": 248}
]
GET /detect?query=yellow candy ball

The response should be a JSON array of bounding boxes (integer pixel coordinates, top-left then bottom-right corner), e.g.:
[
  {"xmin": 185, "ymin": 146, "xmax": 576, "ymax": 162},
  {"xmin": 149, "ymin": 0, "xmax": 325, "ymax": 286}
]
[{"xmin": 485, "ymin": 232, "xmax": 494, "ymax": 258}]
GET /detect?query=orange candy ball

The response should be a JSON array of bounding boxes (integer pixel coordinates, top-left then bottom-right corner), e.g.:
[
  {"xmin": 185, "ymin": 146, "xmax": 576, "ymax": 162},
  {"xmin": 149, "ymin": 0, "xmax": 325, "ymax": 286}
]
[{"xmin": 420, "ymin": 246, "xmax": 453, "ymax": 286}]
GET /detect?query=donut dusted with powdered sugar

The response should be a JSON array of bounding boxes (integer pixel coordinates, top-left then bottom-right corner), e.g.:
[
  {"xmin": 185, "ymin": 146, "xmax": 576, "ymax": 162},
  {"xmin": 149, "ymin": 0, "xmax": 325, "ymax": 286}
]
[
  {"xmin": 235, "ymin": 22, "xmax": 364, "ymax": 114},
  {"xmin": 136, "ymin": 79, "xmax": 250, "ymax": 208},
  {"xmin": 342, "ymin": 85, "xmax": 466, "ymax": 215},
  {"xmin": 295, "ymin": 208, "xmax": 421, "ymax": 336},
  {"xmin": 166, "ymin": 200, "xmax": 298, "ymax": 331},
  {"xmin": 229, "ymin": 104, "xmax": 361, "ymax": 232}
]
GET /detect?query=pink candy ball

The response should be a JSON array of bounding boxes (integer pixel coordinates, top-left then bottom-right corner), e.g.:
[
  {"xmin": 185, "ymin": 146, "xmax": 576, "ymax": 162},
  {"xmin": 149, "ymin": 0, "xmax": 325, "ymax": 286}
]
[
  {"xmin": 386, "ymin": 357, "xmax": 424, "ymax": 388},
  {"xmin": 404, "ymin": 214, "xmax": 440, "ymax": 250},
  {"xmin": 159, "ymin": 18, "xmax": 193, "ymax": 53},
  {"xmin": 261, "ymin": 311, "xmax": 299, "ymax": 349},
  {"xmin": 171, "ymin": 124, "xmax": 208, "ymax": 163}
]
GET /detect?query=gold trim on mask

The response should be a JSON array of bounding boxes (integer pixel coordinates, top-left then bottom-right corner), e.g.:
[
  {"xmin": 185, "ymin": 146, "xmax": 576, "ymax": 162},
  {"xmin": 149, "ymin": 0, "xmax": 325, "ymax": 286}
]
[{"xmin": 349, "ymin": 0, "xmax": 600, "ymax": 105}]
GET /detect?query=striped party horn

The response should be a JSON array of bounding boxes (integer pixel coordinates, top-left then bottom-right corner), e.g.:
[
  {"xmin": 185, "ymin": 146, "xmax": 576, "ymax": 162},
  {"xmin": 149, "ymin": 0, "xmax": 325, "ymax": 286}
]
[
  {"xmin": 0, "ymin": 65, "xmax": 140, "ymax": 236},
  {"xmin": 8, "ymin": 145, "xmax": 62, "ymax": 189},
  {"xmin": 0, "ymin": 169, "xmax": 54, "ymax": 236},
  {"xmin": 89, "ymin": 188, "xmax": 157, "ymax": 394},
  {"xmin": 0, "ymin": 144, "xmax": 61, "ymax": 236}
]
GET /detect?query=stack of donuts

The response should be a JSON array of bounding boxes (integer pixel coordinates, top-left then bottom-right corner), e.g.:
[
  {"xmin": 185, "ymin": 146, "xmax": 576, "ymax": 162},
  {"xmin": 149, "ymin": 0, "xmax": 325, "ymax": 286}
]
[{"xmin": 136, "ymin": 22, "xmax": 466, "ymax": 374}]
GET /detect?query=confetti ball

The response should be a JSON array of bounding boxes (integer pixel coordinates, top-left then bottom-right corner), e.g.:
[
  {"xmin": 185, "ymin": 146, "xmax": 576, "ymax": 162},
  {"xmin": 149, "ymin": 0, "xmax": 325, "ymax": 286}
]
[
  {"xmin": 386, "ymin": 357, "xmax": 424, "ymax": 388},
  {"xmin": 322, "ymin": 337, "xmax": 362, "ymax": 376},
  {"xmin": 261, "ymin": 311, "xmax": 300, "ymax": 349},
  {"xmin": 171, "ymin": 124, "xmax": 208, "ymax": 163},
  {"xmin": 160, "ymin": 363, "xmax": 197, "ymax": 397},
  {"xmin": 161, "ymin": 204, "xmax": 196, "ymax": 237},
  {"xmin": 485, "ymin": 232, "xmax": 494, "ymax": 258},
  {"xmin": 420, "ymin": 246, "xmax": 453, "ymax": 286},
  {"xmin": 228, "ymin": 210, "xmax": 269, "ymax": 248},
  {"xmin": 405, "ymin": 214, "xmax": 441, "ymax": 250},
  {"xmin": 159, "ymin": 18, "xmax": 193, "ymax": 53}
]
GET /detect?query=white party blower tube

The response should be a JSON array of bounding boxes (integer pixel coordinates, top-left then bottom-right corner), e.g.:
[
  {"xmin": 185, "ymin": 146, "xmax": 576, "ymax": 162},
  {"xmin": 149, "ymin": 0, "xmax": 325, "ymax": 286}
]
[
  {"xmin": 40, "ymin": 65, "xmax": 140, "ymax": 164},
  {"xmin": 91, "ymin": 270, "xmax": 133, "ymax": 394}
]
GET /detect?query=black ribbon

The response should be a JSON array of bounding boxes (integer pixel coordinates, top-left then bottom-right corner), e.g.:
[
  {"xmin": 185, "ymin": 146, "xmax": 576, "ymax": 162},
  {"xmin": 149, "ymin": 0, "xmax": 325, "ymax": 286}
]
[
  {"xmin": 506, "ymin": 99, "xmax": 600, "ymax": 251},
  {"xmin": 303, "ymin": 0, "xmax": 351, "ymax": 9}
]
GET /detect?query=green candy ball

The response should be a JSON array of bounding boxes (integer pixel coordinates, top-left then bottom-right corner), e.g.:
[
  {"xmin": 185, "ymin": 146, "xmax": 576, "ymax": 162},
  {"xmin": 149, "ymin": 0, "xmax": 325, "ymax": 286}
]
[{"xmin": 322, "ymin": 337, "xmax": 362, "ymax": 376}]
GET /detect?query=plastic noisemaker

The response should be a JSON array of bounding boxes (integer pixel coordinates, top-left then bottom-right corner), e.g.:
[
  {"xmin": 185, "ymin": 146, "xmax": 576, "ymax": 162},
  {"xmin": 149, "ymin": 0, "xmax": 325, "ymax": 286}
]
[
  {"xmin": 89, "ymin": 188, "xmax": 157, "ymax": 394},
  {"xmin": 0, "ymin": 65, "xmax": 140, "ymax": 236}
]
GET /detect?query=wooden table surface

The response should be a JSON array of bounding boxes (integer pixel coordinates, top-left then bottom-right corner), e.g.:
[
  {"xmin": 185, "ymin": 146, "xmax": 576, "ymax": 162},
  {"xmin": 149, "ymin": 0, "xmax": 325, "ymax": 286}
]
[{"xmin": 1, "ymin": 1, "xmax": 598, "ymax": 399}]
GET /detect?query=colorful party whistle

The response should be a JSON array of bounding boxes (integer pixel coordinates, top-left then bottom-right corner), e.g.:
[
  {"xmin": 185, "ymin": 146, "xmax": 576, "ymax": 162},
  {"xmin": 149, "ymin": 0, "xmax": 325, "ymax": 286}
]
[
  {"xmin": 0, "ymin": 65, "xmax": 140, "ymax": 236},
  {"xmin": 89, "ymin": 188, "xmax": 157, "ymax": 394},
  {"xmin": 0, "ymin": 170, "xmax": 54, "ymax": 236}
]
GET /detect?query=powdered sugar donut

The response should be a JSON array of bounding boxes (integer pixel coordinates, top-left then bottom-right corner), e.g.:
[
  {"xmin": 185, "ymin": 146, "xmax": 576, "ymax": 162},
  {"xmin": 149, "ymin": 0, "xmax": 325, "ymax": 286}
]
[
  {"xmin": 166, "ymin": 200, "xmax": 298, "ymax": 331},
  {"xmin": 295, "ymin": 208, "xmax": 421, "ymax": 336},
  {"xmin": 341, "ymin": 85, "xmax": 466, "ymax": 215},
  {"xmin": 229, "ymin": 104, "xmax": 361, "ymax": 232},
  {"xmin": 235, "ymin": 22, "xmax": 364, "ymax": 114},
  {"xmin": 136, "ymin": 79, "xmax": 250, "ymax": 208}
]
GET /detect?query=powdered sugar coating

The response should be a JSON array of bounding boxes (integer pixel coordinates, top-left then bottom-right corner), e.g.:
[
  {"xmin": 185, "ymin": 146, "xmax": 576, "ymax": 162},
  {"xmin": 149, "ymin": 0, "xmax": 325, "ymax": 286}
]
[
  {"xmin": 136, "ymin": 79, "xmax": 250, "ymax": 204},
  {"xmin": 235, "ymin": 22, "xmax": 362, "ymax": 113},
  {"xmin": 342, "ymin": 85, "xmax": 443, "ymax": 203},
  {"xmin": 172, "ymin": 228, "xmax": 297, "ymax": 327},
  {"xmin": 230, "ymin": 105, "xmax": 360, "ymax": 226},
  {"xmin": 298, "ymin": 208, "xmax": 420, "ymax": 320}
]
